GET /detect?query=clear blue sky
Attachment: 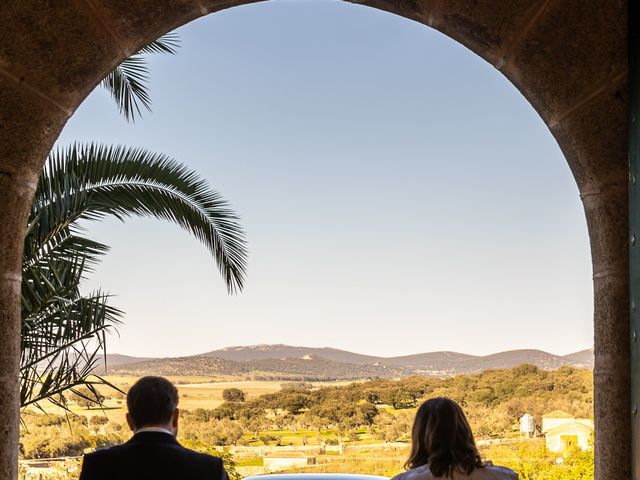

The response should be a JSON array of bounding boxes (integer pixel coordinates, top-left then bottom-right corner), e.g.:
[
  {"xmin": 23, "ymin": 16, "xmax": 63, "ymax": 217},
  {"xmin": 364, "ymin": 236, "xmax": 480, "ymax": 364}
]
[{"xmin": 57, "ymin": 0, "xmax": 593, "ymax": 359}]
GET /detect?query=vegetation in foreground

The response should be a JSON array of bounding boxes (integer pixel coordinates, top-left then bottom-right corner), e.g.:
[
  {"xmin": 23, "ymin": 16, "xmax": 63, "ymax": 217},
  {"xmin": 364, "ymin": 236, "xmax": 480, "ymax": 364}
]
[{"xmin": 20, "ymin": 365, "xmax": 593, "ymax": 479}]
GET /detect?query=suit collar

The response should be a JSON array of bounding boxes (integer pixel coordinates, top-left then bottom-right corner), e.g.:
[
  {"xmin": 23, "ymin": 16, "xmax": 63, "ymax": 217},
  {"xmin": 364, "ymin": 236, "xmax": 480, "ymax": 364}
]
[
  {"xmin": 129, "ymin": 431, "xmax": 179, "ymax": 445},
  {"xmin": 135, "ymin": 426, "xmax": 174, "ymax": 435}
]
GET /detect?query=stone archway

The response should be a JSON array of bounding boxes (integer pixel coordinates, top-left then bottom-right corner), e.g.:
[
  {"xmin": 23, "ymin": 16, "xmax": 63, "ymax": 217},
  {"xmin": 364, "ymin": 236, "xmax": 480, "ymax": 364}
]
[{"xmin": 0, "ymin": 1, "xmax": 629, "ymax": 479}]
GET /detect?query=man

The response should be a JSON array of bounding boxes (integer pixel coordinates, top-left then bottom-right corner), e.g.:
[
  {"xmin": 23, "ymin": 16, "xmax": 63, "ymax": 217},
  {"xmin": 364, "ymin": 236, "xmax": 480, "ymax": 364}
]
[{"xmin": 80, "ymin": 376, "xmax": 228, "ymax": 480}]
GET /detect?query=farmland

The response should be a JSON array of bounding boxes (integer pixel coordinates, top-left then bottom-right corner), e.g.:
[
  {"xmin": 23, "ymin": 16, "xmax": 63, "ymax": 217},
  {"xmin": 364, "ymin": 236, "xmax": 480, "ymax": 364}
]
[
  {"xmin": 32, "ymin": 378, "xmax": 352, "ymax": 425},
  {"xmin": 20, "ymin": 365, "xmax": 594, "ymax": 480}
]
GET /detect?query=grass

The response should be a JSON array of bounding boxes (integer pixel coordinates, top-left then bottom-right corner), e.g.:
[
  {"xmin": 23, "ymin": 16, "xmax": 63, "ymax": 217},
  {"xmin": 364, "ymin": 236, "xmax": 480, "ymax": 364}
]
[
  {"xmin": 236, "ymin": 457, "xmax": 264, "ymax": 467},
  {"xmin": 29, "ymin": 378, "xmax": 354, "ymax": 426},
  {"xmin": 176, "ymin": 380, "xmax": 286, "ymax": 411}
]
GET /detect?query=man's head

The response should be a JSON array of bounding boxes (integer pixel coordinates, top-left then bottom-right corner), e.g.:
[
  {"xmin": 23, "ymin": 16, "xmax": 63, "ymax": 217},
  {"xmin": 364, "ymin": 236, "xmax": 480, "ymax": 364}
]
[{"xmin": 125, "ymin": 376, "xmax": 180, "ymax": 434}]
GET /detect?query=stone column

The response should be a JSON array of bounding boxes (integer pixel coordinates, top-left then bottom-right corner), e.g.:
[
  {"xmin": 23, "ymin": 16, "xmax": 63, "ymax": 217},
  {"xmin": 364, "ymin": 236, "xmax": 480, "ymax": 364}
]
[
  {"xmin": 0, "ymin": 75, "xmax": 70, "ymax": 480},
  {"xmin": 0, "ymin": 175, "xmax": 35, "ymax": 480},
  {"xmin": 583, "ymin": 184, "xmax": 630, "ymax": 480}
]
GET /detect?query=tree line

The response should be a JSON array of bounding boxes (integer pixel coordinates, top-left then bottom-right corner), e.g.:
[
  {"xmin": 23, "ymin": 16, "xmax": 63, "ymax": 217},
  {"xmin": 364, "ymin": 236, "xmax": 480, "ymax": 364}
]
[{"xmin": 180, "ymin": 364, "xmax": 592, "ymax": 445}]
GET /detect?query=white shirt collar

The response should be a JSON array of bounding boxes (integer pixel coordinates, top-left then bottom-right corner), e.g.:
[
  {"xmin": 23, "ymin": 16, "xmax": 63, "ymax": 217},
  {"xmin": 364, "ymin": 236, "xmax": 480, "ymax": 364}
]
[{"xmin": 135, "ymin": 426, "xmax": 174, "ymax": 436}]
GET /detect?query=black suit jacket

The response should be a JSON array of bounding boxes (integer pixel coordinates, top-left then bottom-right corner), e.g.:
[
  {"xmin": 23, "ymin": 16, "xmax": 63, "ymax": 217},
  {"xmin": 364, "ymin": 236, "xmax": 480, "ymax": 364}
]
[{"xmin": 79, "ymin": 432, "xmax": 228, "ymax": 480}]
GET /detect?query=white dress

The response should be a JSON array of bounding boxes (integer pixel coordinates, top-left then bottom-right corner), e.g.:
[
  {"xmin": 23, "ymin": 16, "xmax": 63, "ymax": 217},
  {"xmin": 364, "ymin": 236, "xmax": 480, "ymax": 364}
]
[{"xmin": 391, "ymin": 464, "xmax": 519, "ymax": 480}]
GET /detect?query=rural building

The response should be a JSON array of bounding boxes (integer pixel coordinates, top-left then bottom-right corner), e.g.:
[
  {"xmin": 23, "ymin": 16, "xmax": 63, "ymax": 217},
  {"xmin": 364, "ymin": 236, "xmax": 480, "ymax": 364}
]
[
  {"xmin": 263, "ymin": 452, "xmax": 316, "ymax": 472},
  {"xmin": 520, "ymin": 413, "xmax": 536, "ymax": 438},
  {"xmin": 19, "ymin": 458, "xmax": 79, "ymax": 479},
  {"xmin": 542, "ymin": 410, "xmax": 577, "ymax": 432},
  {"xmin": 541, "ymin": 411, "xmax": 594, "ymax": 453}
]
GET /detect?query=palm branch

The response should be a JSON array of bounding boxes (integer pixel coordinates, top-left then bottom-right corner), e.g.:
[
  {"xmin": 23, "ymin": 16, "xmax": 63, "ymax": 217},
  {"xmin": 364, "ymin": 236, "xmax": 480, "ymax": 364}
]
[
  {"xmin": 21, "ymin": 143, "xmax": 248, "ymax": 409},
  {"xmin": 100, "ymin": 33, "xmax": 179, "ymax": 122},
  {"xmin": 21, "ymin": 35, "xmax": 186, "ymax": 410},
  {"xmin": 38, "ymin": 143, "xmax": 247, "ymax": 292},
  {"xmin": 21, "ymin": 234, "xmax": 122, "ymax": 409}
]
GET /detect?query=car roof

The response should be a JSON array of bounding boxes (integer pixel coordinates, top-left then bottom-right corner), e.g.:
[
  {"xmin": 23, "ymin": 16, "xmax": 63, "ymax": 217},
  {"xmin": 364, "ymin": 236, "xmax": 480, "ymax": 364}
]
[{"xmin": 244, "ymin": 474, "xmax": 389, "ymax": 480}]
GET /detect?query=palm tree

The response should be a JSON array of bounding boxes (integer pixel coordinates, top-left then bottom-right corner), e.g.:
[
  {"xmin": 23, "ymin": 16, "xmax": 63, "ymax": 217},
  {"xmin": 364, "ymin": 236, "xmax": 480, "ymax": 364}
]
[{"xmin": 20, "ymin": 36, "xmax": 248, "ymax": 410}]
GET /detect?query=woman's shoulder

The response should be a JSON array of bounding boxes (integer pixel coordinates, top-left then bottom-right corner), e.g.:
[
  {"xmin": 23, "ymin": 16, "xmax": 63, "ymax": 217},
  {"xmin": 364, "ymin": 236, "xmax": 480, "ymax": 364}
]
[
  {"xmin": 478, "ymin": 464, "xmax": 519, "ymax": 479},
  {"xmin": 390, "ymin": 465, "xmax": 518, "ymax": 480},
  {"xmin": 390, "ymin": 465, "xmax": 434, "ymax": 480}
]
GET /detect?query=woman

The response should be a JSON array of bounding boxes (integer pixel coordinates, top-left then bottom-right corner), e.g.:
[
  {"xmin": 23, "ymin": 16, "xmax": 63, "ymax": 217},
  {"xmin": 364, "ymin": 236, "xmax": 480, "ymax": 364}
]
[{"xmin": 391, "ymin": 398, "xmax": 518, "ymax": 480}]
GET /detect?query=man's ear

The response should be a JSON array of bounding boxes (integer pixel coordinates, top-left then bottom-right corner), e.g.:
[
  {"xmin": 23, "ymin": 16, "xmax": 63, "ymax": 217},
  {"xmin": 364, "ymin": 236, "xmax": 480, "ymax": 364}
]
[
  {"xmin": 172, "ymin": 408, "xmax": 179, "ymax": 428},
  {"xmin": 125, "ymin": 413, "xmax": 136, "ymax": 432}
]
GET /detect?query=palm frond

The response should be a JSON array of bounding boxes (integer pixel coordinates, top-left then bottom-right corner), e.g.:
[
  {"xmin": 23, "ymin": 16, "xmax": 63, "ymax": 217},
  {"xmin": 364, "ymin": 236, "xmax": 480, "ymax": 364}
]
[
  {"xmin": 37, "ymin": 143, "xmax": 248, "ymax": 293},
  {"xmin": 21, "ymin": 32, "xmax": 189, "ymax": 410},
  {"xmin": 23, "ymin": 226, "xmax": 109, "ymax": 274},
  {"xmin": 22, "ymin": 139, "xmax": 247, "ymax": 409},
  {"xmin": 101, "ymin": 57, "xmax": 151, "ymax": 122},
  {"xmin": 20, "ymin": 290, "xmax": 122, "ymax": 408},
  {"xmin": 100, "ymin": 33, "xmax": 179, "ymax": 122},
  {"xmin": 137, "ymin": 32, "xmax": 180, "ymax": 55}
]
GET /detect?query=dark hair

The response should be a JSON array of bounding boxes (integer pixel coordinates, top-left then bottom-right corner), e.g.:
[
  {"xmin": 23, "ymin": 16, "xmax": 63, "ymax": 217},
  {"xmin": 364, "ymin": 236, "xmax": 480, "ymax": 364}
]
[
  {"xmin": 127, "ymin": 376, "xmax": 179, "ymax": 428},
  {"xmin": 405, "ymin": 397, "xmax": 483, "ymax": 478}
]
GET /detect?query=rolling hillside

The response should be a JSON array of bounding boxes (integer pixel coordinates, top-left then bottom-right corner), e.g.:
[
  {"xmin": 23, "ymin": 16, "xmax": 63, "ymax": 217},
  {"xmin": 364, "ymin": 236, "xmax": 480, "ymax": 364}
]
[
  {"xmin": 109, "ymin": 354, "xmax": 407, "ymax": 380},
  {"xmin": 104, "ymin": 344, "xmax": 594, "ymax": 379},
  {"xmin": 453, "ymin": 349, "xmax": 571, "ymax": 372},
  {"xmin": 202, "ymin": 344, "xmax": 382, "ymax": 364},
  {"xmin": 103, "ymin": 354, "xmax": 155, "ymax": 366},
  {"xmin": 561, "ymin": 347, "xmax": 594, "ymax": 367},
  {"xmin": 381, "ymin": 351, "xmax": 478, "ymax": 369}
]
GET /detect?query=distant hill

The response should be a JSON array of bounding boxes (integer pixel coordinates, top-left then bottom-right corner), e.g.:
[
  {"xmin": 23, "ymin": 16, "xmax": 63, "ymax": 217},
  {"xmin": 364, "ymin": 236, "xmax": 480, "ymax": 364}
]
[
  {"xmin": 105, "ymin": 344, "xmax": 594, "ymax": 379},
  {"xmin": 202, "ymin": 344, "xmax": 382, "ymax": 365},
  {"xmin": 109, "ymin": 354, "xmax": 407, "ymax": 380},
  {"xmin": 381, "ymin": 351, "xmax": 478, "ymax": 371},
  {"xmin": 45, "ymin": 353, "xmax": 153, "ymax": 374},
  {"xmin": 104, "ymin": 354, "xmax": 154, "ymax": 367},
  {"xmin": 110, "ymin": 356, "xmax": 250, "ymax": 378},
  {"xmin": 562, "ymin": 348, "xmax": 594, "ymax": 368},
  {"xmin": 454, "ymin": 349, "xmax": 571, "ymax": 372}
]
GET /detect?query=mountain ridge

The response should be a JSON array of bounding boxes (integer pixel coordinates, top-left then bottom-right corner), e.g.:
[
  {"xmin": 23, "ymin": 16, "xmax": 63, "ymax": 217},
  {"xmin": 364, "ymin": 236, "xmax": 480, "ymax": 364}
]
[
  {"xmin": 103, "ymin": 344, "xmax": 594, "ymax": 379},
  {"xmin": 202, "ymin": 344, "xmax": 384, "ymax": 364}
]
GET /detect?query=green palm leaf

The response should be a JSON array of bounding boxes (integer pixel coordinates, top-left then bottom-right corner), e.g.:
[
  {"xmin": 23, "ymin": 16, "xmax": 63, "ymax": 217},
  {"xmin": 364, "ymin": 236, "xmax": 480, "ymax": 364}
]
[
  {"xmin": 38, "ymin": 143, "xmax": 248, "ymax": 293},
  {"xmin": 22, "ymin": 142, "xmax": 248, "ymax": 409},
  {"xmin": 100, "ymin": 33, "xmax": 179, "ymax": 122},
  {"xmin": 137, "ymin": 33, "xmax": 180, "ymax": 55}
]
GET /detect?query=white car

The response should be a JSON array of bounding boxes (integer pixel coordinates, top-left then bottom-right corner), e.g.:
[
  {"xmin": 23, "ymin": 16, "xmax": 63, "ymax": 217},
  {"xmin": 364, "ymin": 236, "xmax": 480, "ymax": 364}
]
[{"xmin": 245, "ymin": 475, "xmax": 388, "ymax": 480}]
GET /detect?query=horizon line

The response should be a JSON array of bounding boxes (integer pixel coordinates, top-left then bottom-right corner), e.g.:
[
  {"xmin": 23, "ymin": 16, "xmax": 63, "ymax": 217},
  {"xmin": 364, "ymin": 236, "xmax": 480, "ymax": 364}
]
[{"xmin": 109, "ymin": 342, "xmax": 595, "ymax": 360}]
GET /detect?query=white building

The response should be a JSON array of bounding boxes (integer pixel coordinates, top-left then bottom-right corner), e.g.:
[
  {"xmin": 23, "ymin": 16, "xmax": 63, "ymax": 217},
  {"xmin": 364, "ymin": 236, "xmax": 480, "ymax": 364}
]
[
  {"xmin": 541, "ymin": 410, "xmax": 594, "ymax": 453},
  {"xmin": 263, "ymin": 452, "xmax": 316, "ymax": 472},
  {"xmin": 519, "ymin": 413, "xmax": 536, "ymax": 438}
]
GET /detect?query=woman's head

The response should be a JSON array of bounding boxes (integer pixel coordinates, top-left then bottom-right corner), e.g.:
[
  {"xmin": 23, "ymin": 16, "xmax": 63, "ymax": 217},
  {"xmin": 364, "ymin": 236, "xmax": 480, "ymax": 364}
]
[{"xmin": 406, "ymin": 397, "xmax": 483, "ymax": 478}]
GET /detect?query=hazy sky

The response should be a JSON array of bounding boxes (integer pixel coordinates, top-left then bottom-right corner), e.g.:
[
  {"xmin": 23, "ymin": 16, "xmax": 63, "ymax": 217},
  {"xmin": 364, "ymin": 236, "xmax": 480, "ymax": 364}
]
[{"xmin": 56, "ymin": 0, "xmax": 593, "ymax": 359}]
